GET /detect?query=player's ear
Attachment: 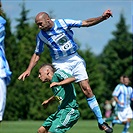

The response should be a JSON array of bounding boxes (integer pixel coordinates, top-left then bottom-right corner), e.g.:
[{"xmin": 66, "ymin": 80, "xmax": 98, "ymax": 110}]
[
  {"xmin": 47, "ymin": 19, "xmax": 50, "ymax": 24},
  {"xmin": 46, "ymin": 68, "xmax": 50, "ymax": 75}
]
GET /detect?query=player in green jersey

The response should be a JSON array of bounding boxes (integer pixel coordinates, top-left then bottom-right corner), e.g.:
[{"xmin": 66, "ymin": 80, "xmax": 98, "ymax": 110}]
[{"xmin": 37, "ymin": 63, "xmax": 80, "ymax": 133}]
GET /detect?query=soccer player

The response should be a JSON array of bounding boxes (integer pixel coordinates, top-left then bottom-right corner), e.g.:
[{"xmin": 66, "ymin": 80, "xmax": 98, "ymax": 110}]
[
  {"xmin": 18, "ymin": 9, "xmax": 113, "ymax": 133},
  {"xmin": 0, "ymin": 15, "xmax": 12, "ymax": 122},
  {"xmin": 37, "ymin": 63, "xmax": 80, "ymax": 133},
  {"xmin": 112, "ymin": 76, "xmax": 133, "ymax": 133},
  {"xmin": 105, "ymin": 76, "xmax": 124, "ymax": 123}
]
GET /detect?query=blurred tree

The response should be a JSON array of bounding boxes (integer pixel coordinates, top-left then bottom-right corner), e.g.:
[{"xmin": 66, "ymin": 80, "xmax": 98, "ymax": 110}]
[
  {"xmin": 15, "ymin": 2, "xmax": 30, "ymax": 41},
  {"xmin": 99, "ymin": 13, "xmax": 132, "ymax": 98}
]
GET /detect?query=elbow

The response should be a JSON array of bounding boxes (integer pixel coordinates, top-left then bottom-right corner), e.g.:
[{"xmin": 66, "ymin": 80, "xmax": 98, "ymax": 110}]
[{"xmin": 33, "ymin": 53, "xmax": 40, "ymax": 63}]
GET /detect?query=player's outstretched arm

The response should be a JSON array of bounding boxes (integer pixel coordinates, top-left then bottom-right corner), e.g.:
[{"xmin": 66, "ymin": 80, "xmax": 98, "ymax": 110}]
[
  {"xmin": 18, "ymin": 53, "xmax": 40, "ymax": 81},
  {"xmin": 50, "ymin": 77, "xmax": 76, "ymax": 88},
  {"xmin": 82, "ymin": 9, "xmax": 113, "ymax": 27}
]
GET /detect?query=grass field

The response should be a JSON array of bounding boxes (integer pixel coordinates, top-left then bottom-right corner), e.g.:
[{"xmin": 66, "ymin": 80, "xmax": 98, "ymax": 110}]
[{"xmin": 0, "ymin": 120, "xmax": 133, "ymax": 133}]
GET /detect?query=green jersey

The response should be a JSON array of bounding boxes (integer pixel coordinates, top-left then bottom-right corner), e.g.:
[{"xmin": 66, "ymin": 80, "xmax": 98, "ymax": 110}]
[{"xmin": 51, "ymin": 69, "xmax": 78, "ymax": 109}]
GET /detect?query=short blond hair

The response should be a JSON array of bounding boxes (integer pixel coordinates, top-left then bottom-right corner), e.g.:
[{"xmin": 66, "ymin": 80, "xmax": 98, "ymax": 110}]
[{"xmin": 40, "ymin": 63, "xmax": 55, "ymax": 73}]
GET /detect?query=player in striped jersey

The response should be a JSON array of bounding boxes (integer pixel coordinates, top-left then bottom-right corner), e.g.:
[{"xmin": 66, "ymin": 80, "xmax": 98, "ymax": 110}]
[
  {"xmin": 105, "ymin": 76, "xmax": 124, "ymax": 123},
  {"xmin": 18, "ymin": 9, "xmax": 113, "ymax": 133},
  {"xmin": 37, "ymin": 63, "xmax": 80, "ymax": 133},
  {"xmin": 0, "ymin": 15, "xmax": 12, "ymax": 122},
  {"xmin": 112, "ymin": 76, "xmax": 133, "ymax": 133}
]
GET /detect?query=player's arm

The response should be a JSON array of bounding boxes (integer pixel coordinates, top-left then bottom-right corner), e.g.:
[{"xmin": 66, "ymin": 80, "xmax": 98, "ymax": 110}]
[
  {"xmin": 42, "ymin": 96, "xmax": 56, "ymax": 108},
  {"xmin": 82, "ymin": 9, "xmax": 112, "ymax": 27},
  {"xmin": 27, "ymin": 53, "xmax": 40, "ymax": 72},
  {"xmin": 113, "ymin": 96, "xmax": 124, "ymax": 105},
  {"xmin": 18, "ymin": 53, "xmax": 40, "ymax": 81},
  {"xmin": 50, "ymin": 77, "xmax": 76, "ymax": 88}
]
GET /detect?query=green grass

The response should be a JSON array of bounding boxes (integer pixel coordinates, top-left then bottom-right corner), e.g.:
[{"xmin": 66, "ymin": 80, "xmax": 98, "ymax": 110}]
[{"xmin": 0, "ymin": 120, "xmax": 133, "ymax": 133}]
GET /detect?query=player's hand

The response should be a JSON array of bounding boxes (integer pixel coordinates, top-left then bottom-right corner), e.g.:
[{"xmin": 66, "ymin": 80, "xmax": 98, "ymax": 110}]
[
  {"xmin": 119, "ymin": 102, "xmax": 124, "ymax": 105},
  {"xmin": 18, "ymin": 70, "xmax": 31, "ymax": 81},
  {"xmin": 42, "ymin": 100, "xmax": 49, "ymax": 108},
  {"xmin": 50, "ymin": 82, "xmax": 60, "ymax": 88},
  {"xmin": 102, "ymin": 9, "xmax": 113, "ymax": 20}
]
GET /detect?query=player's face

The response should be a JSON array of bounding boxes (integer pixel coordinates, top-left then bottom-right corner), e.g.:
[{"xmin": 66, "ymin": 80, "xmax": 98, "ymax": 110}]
[
  {"xmin": 123, "ymin": 77, "xmax": 130, "ymax": 86},
  {"xmin": 38, "ymin": 68, "xmax": 50, "ymax": 83},
  {"xmin": 36, "ymin": 17, "xmax": 51, "ymax": 31}
]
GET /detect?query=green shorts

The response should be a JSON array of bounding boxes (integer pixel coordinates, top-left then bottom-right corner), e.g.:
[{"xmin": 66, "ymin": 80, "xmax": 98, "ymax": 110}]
[{"xmin": 42, "ymin": 108, "xmax": 80, "ymax": 133}]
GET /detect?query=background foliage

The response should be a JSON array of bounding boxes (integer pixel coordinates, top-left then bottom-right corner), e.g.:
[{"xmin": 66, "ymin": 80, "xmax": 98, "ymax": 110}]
[{"xmin": 2, "ymin": 2, "xmax": 132, "ymax": 120}]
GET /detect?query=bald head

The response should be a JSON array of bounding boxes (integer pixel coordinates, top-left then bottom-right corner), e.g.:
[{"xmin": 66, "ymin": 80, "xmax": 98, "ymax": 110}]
[
  {"xmin": 35, "ymin": 12, "xmax": 53, "ymax": 31},
  {"xmin": 35, "ymin": 12, "xmax": 49, "ymax": 23}
]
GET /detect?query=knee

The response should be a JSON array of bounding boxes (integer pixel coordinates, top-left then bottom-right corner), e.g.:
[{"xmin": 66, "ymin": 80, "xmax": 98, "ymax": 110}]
[
  {"xmin": 79, "ymin": 80, "xmax": 93, "ymax": 97},
  {"xmin": 37, "ymin": 128, "xmax": 42, "ymax": 133},
  {"xmin": 37, "ymin": 126, "xmax": 46, "ymax": 133},
  {"xmin": 84, "ymin": 86, "xmax": 92, "ymax": 94}
]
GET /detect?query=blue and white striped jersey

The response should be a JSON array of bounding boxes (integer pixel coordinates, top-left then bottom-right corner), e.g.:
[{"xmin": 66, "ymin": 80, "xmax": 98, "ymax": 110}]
[
  {"xmin": 0, "ymin": 16, "xmax": 12, "ymax": 85},
  {"xmin": 35, "ymin": 19, "xmax": 82, "ymax": 60},
  {"xmin": 112, "ymin": 84, "xmax": 133, "ymax": 109},
  {"xmin": 0, "ymin": 16, "xmax": 6, "ymax": 48}
]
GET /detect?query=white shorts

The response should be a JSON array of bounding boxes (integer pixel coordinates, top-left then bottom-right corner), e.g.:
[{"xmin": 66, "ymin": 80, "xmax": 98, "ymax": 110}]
[
  {"xmin": 52, "ymin": 53, "xmax": 88, "ymax": 82},
  {"xmin": 0, "ymin": 78, "xmax": 7, "ymax": 121},
  {"xmin": 117, "ymin": 106, "xmax": 133, "ymax": 122}
]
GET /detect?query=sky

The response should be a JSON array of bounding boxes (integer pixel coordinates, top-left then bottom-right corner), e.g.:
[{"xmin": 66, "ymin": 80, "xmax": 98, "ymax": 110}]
[{"xmin": 2, "ymin": 0, "xmax": 133, "ymax": 55}]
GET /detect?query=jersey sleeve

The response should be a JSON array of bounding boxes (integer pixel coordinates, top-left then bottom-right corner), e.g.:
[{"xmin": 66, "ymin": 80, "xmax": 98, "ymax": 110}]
[
  {"xmin": 34, "ymin": 33, "xmax": 45, "ymax": 54},
  {"xmin": 131, "ymin": 88, "xmax": 133, "ymax": 99},
  {"xmin": 112, "ymin": 84, "xmax": 121, "ymax": 97},
  {"xmin": 63, "ymin": 19, "xmax": 82, "ymax": 28}
]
